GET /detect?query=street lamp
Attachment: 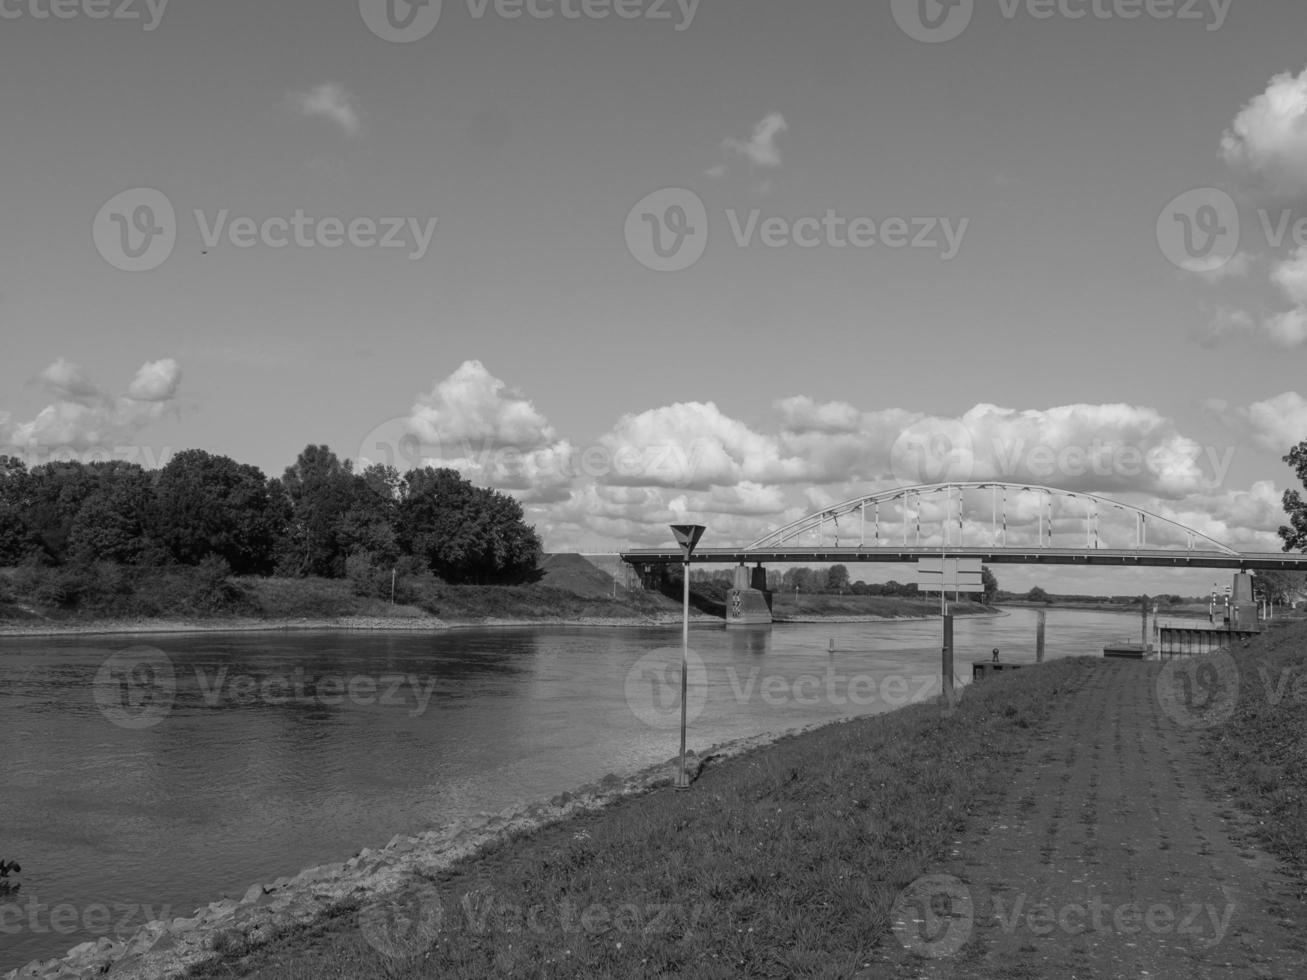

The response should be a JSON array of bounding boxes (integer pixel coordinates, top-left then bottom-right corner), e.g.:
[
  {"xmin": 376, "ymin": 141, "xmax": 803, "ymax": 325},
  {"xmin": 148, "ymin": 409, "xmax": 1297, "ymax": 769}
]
[{"xmin": 670, "ymin": 524, "xmax": 706, "ymax": 790}]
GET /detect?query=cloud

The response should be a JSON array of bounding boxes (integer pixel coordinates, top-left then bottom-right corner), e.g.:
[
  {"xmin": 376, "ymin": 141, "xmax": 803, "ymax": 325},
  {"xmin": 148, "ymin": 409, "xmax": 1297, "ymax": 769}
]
[
  {"xmin": 290, "ymin": 83, "xmax": 362, "ymax": 138},
  {"xmin": 1234, "ymin": 391, "xmax": 1307, "ymax": 453},
  {"xmin": 365, "ymin": 362, "xmax": 1285, "ymax": 556},
  {"xmin": 597, "ymin": 401, "xmax": 807, "ymax": 491},
  {"xmin": 1193, "ymin": 305, "xmax": 1256, "ymax": 348},
  {"xmin": 126, "ymin": 359, "xmax": 182, "ymax": 402},
  {"xmin": 723, "ymin": 112, "xmax": 789, "ymax": 168},
  {"xmin": 0, "ymin": 359, "xmax": 182, "ymax": 456},
  {"xmin": 1221, "ymin": 65, "xmax": 1307, "ymax": 199},
  {"xmin": 401, "ymin": 360, "xmax": 574, "ymax": 501},
  {"xmin": 1150, "ymin": 482, "xmax": 1289, "ymax": 553}
]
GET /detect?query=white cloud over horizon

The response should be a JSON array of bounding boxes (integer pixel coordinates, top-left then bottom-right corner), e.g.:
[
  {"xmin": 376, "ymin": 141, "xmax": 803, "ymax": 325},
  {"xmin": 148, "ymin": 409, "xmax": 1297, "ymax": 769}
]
[
  {"xmin": 0, "ymin": 358, "xmax": 182, "ymax": 455},
  {"xmin": 375, "ymin": 362, "xmax": 1288, "ymax": 556},
  {"xmin": 723, "ymin": 112, "xmax": 789, "ymax": 168},
  {"xmin": 1221, "ymin": 65, "xmax": 1307, "ymax": 200},
  {"xmin": 289, "ymin": 82, "xmax": 362, "ymax": 138}
]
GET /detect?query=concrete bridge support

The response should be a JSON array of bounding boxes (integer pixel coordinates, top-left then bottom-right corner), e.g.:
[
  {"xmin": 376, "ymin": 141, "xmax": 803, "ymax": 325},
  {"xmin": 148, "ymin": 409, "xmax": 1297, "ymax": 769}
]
[{"xmin": 726, "ymin": 562, "xmax": 772, "ymax": 627}]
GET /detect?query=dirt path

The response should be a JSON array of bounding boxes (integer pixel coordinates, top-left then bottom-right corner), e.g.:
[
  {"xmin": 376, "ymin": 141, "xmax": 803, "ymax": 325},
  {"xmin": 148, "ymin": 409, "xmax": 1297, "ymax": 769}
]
[{"xmin": 874, "ymin": 658, "xmax": 1307, "ymax": 979}]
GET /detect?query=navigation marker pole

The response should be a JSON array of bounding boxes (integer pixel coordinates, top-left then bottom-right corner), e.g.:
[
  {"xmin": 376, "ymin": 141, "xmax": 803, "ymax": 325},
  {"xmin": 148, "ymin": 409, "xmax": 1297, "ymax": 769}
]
[{"xmin": 670, "ymin": 524, "xmax": 705, "ymax": 791}]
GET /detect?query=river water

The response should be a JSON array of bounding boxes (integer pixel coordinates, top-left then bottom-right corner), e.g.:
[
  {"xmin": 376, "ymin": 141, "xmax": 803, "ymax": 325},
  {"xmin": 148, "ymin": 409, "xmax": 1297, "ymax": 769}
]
[{"xmin": 0, "ymin": 608, "xmax": 1140, "ymax": 970}]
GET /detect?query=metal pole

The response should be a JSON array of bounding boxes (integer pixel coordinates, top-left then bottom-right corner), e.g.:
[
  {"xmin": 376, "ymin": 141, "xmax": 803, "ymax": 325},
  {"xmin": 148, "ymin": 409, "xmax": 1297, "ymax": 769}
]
[
  {"xmin": 677, "ymin": 559, "xmax": 690, "ymax": 789},
  {"xmin": 942, "ymin": 613, "xmax": 954, "ymax": 708}
]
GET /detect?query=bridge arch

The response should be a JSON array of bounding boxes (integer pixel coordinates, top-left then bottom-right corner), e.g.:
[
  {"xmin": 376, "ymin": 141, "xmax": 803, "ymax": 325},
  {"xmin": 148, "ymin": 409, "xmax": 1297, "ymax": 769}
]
[{"xmin": 745, "ymin": 482, "xmax": 1241, "ymax": 556}]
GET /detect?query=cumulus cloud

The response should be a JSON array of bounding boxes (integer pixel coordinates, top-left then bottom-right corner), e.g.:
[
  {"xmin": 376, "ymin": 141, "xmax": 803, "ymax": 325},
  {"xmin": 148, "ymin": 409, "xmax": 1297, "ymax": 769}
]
[
  {"xmin": 397, "ymin": 360, "xmax": 575, "ymax": 501},
  {"xmin": 1221, "ymin": 65, "xmax": 1307, "ymax": 199},
  {"xmin": 597, "ymin": 401, "xmax": 807, "ymax": 490},
  {"xmin": 1233, "ymin": 391, "xmax": 1307, "ymax": 453},
  {"xmin": 0, "ymin": 358, "xmax": 182, "ymax": 456},
  {"xmin": 1150, "ymin": 482, "xmax": 1289, "ymax": 553},
  {"xmin": 724, "ymin": 112, "xmax": 789, "ymax": 168},
  {"xmin": 126, "ymin": 359, "xmax": 183, "ymax": 402},
  {"xmin": 290, "ymin": 83, "xmax": 362, "ymax": 138},
  {"xmin": 363, "ymin": 361, "xmax": 1286, "ymax": 556}
]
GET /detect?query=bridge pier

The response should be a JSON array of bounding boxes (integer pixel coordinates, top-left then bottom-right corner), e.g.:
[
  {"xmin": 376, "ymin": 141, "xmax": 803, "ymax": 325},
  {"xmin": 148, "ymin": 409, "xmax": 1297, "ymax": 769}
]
[{"xmin": 726, "ymin": 562, "xmax": 772, "ymax": 627}]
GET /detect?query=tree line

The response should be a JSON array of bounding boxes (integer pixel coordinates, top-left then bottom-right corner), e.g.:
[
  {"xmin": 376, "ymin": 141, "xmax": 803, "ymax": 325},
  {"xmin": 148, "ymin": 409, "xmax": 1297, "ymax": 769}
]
[
  {"xmin": 0, "ymin": 446, "xmax": 542, "ymax": 585},
  {"xmin": 690, "ymin": 564, "xmax": 1000, "ymax": 603}
]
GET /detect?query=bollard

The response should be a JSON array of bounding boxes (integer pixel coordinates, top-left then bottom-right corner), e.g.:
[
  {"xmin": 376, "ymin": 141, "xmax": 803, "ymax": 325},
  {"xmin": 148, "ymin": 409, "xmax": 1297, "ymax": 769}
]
[
  {"xmin": 829, "ymin": 638, "xmax": 835, "ymax": 653},
  {"xmin": 1036, "ymin": 610, "xmax": 1046, "ymax": 663}
]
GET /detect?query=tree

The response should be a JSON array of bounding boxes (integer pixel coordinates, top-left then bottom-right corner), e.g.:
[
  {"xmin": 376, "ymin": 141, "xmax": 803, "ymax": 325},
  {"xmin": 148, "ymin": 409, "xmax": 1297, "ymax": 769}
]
[
  {"xmin": 278, "ymin": 445, "xmax": 359, "ymax": 577},
  {"xmin": 155, "ymin": 450, "xmax": 281, "ymax": 574},
  {"xmin": 1254, "ymin": 570, "xmax": 1307, "ymax": 605},
  {"xmin": 980, "ymin": 565, "xmax": 999, "ymax": 604},
  {"xmin": 1280, "ymin": 441, "xmax": 1307, "ymax": 552},
  {"xmin": 0, "ymin": 456, "xmax": 34, "ymax": 565},
  {"xmin": 1027, "ymin": 586, "xmax": 1050, "ymax": 603},
  {"xmin": 67, "ymin": 468, "xmax": 161, "ymax": 565},
  {"xmin": 825, "ymin": 564, "xmax": 850, "ymax": 594},
  {"xmin": 398, "ymin": 467, "xmax": 541, "ymax": 583}
]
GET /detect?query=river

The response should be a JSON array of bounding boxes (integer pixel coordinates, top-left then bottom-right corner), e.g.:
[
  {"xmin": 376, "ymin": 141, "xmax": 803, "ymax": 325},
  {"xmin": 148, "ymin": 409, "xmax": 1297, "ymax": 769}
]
[{"xmin": 0, "ymin": 607, "xmax": 1140, "ymax": 970}]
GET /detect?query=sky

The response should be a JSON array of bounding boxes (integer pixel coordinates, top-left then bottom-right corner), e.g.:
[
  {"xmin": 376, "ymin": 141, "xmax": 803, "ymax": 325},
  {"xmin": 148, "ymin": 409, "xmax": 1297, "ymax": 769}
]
[{"xmin": 3, "ymin": 0, "xmax": 1307, "ymax": 594}]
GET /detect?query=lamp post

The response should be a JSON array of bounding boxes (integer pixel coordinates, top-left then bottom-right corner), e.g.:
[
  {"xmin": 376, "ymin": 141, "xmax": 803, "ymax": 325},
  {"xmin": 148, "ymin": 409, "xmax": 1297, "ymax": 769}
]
[{"xmin": 670, "ymin": 524, "xmax": 706, "ymax": 790}]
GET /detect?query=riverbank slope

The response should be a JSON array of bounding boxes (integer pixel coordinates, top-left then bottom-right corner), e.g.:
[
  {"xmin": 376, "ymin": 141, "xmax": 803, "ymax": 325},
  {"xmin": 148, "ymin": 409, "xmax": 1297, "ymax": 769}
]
[{"xmin": 9, "ymin": 621, "xmax": 1307, "ymax": 978}]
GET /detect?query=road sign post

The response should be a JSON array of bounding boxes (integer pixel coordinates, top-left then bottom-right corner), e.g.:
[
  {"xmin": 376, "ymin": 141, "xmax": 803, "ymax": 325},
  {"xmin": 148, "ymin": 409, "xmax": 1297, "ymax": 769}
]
[
  {"xmin": 670, "ymin": 524, "xmax": 706, "ymax": 790},
  {"xmin": 918, "ymin": 558, "xmax": 981, "ymax": 710}
]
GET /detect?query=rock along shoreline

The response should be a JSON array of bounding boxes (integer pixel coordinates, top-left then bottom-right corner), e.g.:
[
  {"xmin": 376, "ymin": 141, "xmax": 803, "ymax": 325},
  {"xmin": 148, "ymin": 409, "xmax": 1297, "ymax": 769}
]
[{"xmin": 1, "ymin": 725, "xmax": 827, "ymax": 980}]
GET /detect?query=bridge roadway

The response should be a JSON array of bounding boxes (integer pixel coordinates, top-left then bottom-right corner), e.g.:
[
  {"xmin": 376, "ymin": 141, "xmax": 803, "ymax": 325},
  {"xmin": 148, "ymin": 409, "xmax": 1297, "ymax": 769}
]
[{"xmin": 619, "ymin": 546, "xmax": 1307, "ymax": 571}]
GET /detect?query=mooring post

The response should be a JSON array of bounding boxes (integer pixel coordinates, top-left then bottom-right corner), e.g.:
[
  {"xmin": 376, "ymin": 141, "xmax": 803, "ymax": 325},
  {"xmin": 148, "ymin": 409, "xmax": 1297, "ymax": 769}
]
[
  {"xmin": 1036, "ymin": 610, "xmax": 1046, "ymax": 663},
  {"xmin": 942, "ymin": 613, "xmax": 955, "ymax": 707}
]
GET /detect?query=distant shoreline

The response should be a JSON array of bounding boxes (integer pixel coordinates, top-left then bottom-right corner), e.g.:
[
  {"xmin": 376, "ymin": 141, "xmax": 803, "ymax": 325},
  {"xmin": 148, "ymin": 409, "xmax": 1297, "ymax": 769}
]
[{"xmin": 0, "ymin": 607, "xmax": 1005, "ymax": 639}]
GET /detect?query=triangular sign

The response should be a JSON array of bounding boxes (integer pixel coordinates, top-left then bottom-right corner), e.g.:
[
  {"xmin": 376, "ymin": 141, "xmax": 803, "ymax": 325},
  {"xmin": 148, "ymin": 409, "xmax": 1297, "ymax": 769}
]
[{"xmin": 670, "ymin": 524, "xmax": 706, "ymax": 555}]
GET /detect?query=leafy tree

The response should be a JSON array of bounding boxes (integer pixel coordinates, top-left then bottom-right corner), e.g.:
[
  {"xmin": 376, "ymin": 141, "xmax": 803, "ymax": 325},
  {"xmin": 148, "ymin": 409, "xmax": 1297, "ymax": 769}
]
[
  {"xmin": 398, "ymin": 467, "xmax": 541, "ymax": 583},
  {"xmin": 1254, "ymin": 570, "xmax": 1306, "ymax": 605},
  {"xmin": 1027, "ymin": 585, "xmax": 1050, "ymax": 603},
  {"xmin": 155, "ymin": 450, "xmax": 281, "ymax": 574},
  {"xmin": 980, "ymin": 565, "xmax": 998, "ymax": 604},
  {"xmin": 23, "ymin": 460, "xmax": 150, "ymax": 564},
  {"xmin": 278, "ymin": 445, "xmax": 359, "ymax": 577},
  {"xmin": 0, "ymin": 456, "xmax": 34, "ymax": 565},
  {"xmin": 1280, "ymin": 441, "xmax": 1307, "ymax": 552},
  {"xmin": 825, "ymin": 564, "xmax": 850, "ymax": 593},
  {"xmin": 67, "ymin": 469, "xmax": 161, "ymax": 565}
]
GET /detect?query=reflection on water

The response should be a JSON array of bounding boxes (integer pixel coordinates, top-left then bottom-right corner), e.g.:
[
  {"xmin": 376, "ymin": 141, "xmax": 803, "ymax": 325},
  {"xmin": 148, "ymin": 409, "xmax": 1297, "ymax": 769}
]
[{"xmin": 0, "ymin": 608, "xmax": 1128, "ymax": 969}]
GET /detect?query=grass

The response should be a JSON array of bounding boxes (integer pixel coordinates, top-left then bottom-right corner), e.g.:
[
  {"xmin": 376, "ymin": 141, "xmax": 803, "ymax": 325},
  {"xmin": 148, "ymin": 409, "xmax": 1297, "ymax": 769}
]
[
  {"xmin": 181, "ymin": 657, "xmax": 1093, "ymax": 980},
  {"xmin": 0, "ymin": 566, "xmax": 683, "ymax": 625},
  {"xmin": 1204, "ymin": 616, "xmax": 1307, "ymax": 871}
]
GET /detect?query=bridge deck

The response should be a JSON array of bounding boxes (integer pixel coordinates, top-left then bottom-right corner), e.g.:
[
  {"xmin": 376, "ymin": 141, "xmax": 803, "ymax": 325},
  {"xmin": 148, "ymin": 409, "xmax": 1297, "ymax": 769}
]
[{"xmin": 619, "ymin": 546, "xmax": 1307, "ymax": 571}]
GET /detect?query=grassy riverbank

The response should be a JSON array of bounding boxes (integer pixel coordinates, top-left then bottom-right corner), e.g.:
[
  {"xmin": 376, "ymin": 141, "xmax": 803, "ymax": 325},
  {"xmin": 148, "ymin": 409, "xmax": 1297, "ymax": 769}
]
[
  {"xmin": 0, "ymin": 559, "xmax": 996, "ymax": 636},
  {"xmin": 0, "ymin": 564, "xmax": 687, "ymax": 635},
  {"xmin": 1204, "ymin": 618, "xmax": 1307, "ymax": 869},
  {"xmin": 181, "ymin": 659, "xmax": 1085, "ymax": 979}
]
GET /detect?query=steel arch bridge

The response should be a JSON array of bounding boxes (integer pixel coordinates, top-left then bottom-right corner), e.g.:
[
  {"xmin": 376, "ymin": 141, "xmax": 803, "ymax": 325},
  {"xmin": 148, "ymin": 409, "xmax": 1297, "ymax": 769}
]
[{"xmin": 620, "ymin": 482, "xmax": 1307, "ymax": 571}]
